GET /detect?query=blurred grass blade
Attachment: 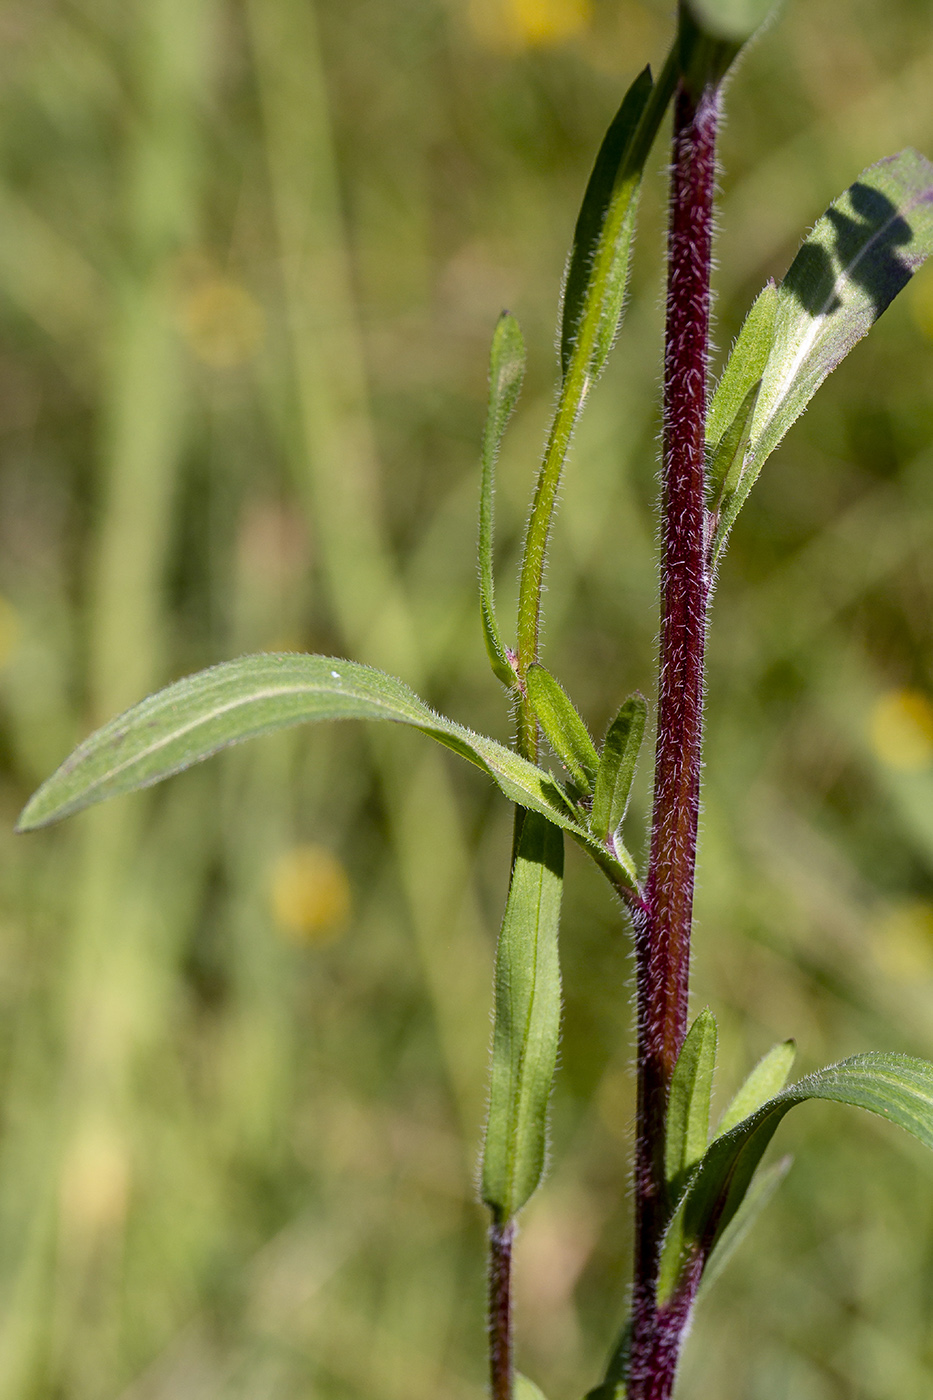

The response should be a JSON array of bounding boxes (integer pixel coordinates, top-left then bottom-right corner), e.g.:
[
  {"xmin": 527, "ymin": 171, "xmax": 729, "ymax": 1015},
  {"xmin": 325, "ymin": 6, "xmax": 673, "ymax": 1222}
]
[
  {"xmin": 697, "ymin": 1154, "xmax": 792, "ymax": 1299},
  {"xmin": 660, "ymin": 1052, "xmax": 933, "ymax": 1302},
  {"xmin": 17, "ymin": 653, "xmax": 585, "ymax": 834},
  {"xmin": 526, "ymin": 664, "xmax": 599, "ymax": 793},
  {"xmin": 590, "ymin": 693, "xmax": 647, "ymax": 843},
  {"xmin": 559, "ymin": 66, "xmax": 652, "ymax": 383},
  {"xmin": 716, "ymin": 1039, "xmax": 796, "ymax": 1138},
  {"xmin": 480, "ymin": 313, "xmax": 525, "ymax": 685},
  {"xmin": 712, "ymin": 151, "xmax": 933, "ymax": 565},
  {"xmin": 482, "ymin": 811, "xmax": 563, "ymax": 1221},
  {"xmin": 665, "ymin": 1009, "xmax": 718, "ymax": 1193}
]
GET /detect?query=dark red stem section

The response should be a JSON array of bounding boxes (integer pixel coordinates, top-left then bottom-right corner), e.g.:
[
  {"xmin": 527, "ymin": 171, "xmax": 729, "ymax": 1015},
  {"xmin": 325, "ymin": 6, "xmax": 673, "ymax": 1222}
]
[
  {"xmin": 628, "ymin": 80, "xmax": 719, "ymax": 1400},
  {"xmin": 489, "ymin": 1220, "xmax": 514, "ymax": 1400}
]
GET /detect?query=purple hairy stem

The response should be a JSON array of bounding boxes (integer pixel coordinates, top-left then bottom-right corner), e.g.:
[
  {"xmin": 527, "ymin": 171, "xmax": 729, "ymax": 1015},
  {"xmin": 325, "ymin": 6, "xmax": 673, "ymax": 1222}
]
[
  {"xmin": 489, "ymin": 1220, "xmax": 514, "ymax": 1400},
  {"xmin": 628, "ymin": 79, "xmax": 719, "ymax": 1399}
]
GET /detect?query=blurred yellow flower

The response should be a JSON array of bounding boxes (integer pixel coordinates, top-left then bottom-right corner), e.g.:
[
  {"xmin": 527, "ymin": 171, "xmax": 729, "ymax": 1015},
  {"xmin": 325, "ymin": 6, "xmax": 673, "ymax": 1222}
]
[
  {"xmin": 269, "ymin": 844, "xmax": 351, "ymax": 945},
  {"xmin": 870, "ymin": 689, "xmax": 933, "ymax": 771},
  {"xmin": 175, "ymin": 263, "xmax": 265, "ymax": 369},
  {"xmin": 468, "ymin": 0, "xmax": 591, "ymax": 51},
  {"xmin": 59, "ymin": 1118, "xmax": 132, "ymax": 1245},
  {"xmin": 872, "ymin": 900, "xmax": 933, "ymax": 982}
]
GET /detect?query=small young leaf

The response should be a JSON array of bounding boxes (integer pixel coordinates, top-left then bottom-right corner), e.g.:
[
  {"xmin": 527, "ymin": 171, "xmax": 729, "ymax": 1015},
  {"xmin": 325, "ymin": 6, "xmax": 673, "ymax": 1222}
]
[
  {"xmin": 661, "ymin": 1051, "xmax": 933, "ymax": 1301},
  {"xmin": 665, "ymin": 1009, "xmax": 718, "ymax": 1193},
  {"xmin": 482, "ymin": 811, "xmax": 564, "ymax": 1221},
  {"xmin": 480, "ymin": 313, "xmax": 525, "ymax": 686},
  {"xmin": 710, "ymin": 150, "xmax": 933, "ymax": 564},
  {"xmin": 526, "ymin": 664, "xmax": 599, "ymax": 794},
  {"xmin": 697, "ymin": 1154, "xmax": 791, "ymax": 1299},
  {"xmin": 716, "ymin": 1039, "xmax": 796, "ymax": 1138},
  {"xmin": 560, "ymin": 66, "xmax": 653, "ymax": 383},
  {"xmin": 706, "ymin": 280, "xmax": 777, "ymax": 451},
  {"xmin": 590, "ymin": 694, "xmax": 647, "ymax": 844}
]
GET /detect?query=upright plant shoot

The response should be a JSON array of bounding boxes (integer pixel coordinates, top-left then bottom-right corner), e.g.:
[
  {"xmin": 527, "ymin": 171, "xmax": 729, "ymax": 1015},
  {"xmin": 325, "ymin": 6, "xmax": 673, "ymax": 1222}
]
[{"xmin": 16, "ymin": 3, "xmax": 933, "ymax": 1397}]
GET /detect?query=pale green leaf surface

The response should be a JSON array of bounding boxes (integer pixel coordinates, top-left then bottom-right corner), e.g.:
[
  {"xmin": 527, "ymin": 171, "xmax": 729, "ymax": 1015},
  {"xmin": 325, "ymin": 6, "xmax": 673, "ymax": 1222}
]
[
  {"xmin": 706, "ymin": 380, "xmax": 761, "ymax": 539},
  {"xmin": 482, "ymin": 811, "xmax": 563, "ymax": 1221},
  {"xmin": 665, "ymin": 1009, "xmax": 718, "ymax": 1193},
  {"xmin": 660, "ymin": 1052, "xmax": 933, "ymax": 1303},
  {"xmin": 526, "ymin": 664, "xmax": 599, "ymax": 794},
  {"xmin": 480, "ymin": 313, "xmax": 525, "ymax": 685},
  {"xmin": 515, "ymin": 1374, "xmax": 550, "ymax": 1400},
  {"xmin": 590, "ymin": 694, "xmax": 646, "ymax": 844},
  {"xmin": 716, "ymin": 1039, "xmax": 796, "ymax": 1138}
]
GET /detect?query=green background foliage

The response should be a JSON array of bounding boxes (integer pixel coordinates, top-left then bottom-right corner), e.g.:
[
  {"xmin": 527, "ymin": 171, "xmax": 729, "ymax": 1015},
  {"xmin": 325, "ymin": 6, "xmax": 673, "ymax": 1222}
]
[{"xmin": 2, "ymin": 0, "xmax": 933, "ymax": 1396}]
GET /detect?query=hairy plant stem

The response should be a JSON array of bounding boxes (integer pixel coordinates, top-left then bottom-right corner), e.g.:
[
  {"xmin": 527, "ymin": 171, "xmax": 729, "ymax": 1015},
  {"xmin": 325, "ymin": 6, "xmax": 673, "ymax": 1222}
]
[
  {"xmin": 488, "ymin": 1220, "xmax": 514, "ymax": 1400},
  {"xmin": 628, "ymin": 79, "xmax": 719, "ymax": 1400}
]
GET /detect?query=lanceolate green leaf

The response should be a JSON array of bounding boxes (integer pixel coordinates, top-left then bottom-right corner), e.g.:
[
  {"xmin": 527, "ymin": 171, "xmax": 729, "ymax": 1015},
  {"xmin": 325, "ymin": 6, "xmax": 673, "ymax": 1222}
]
[
  {"xmin": 710, "ymin": 150, "xmax": 933, "ymax": 564},
  {"xmin": 706, "ymin": 281, "xmax": 776, "ymax": 450},
  {"xmin": 665, "ymin": 1009, "xmax": 718, "ymax": 1194},
  {"xmin": 660, "ymin": 1052, "xmax": 933, "ymax": 1303},
  {"xmin": 482, "ymin": 811, "xmax": 563, "ymax": 1221},
  {"xmin": 559, "ymin": 65, "xmax": 653, "ymax": 384},
  {"xmin": 526, "ymin": 664, "xmax": 599, "ymax": 794},
  {"xmin": 716, "ymin": 1039, "xmax": 795, "ymax": 1138},
  {"xmin": 590, "ymin": 694, "xmax": 646, "ymax": 844},
  {"xmin": 480, "ymin": 313, "xmax": 525, "ymax": 686}
]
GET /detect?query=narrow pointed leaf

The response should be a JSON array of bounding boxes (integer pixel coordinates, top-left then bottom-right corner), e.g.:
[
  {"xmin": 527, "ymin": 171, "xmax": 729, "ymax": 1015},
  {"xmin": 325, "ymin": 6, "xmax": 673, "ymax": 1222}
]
[
  {"xmin": 706, "ymin": 380, "xmax": 760, "ymax": 536},
  {"xmin": 697, "ymin": 1154, "xmax": 791, "ymax": 1299},
  {"xmin": 526, "ymin": 664, "xmax": 599, "ymax": 794},
  {"xmin": 665, "ymin": 1009, "xmax": 718, "ymax": 1193},
  {"xmin": 17, "ymin": 652, "xmax": 582, "ymax": 837},
  {"xmin": 661, "ymin": 1052, "xmax": 933, "ymax": 1301},
  {"xmin": 480, "ymin": 313, "xmax": 525, "ymax": 685},
  {"xmin": 560, "ymin": 66, "xmax": 652, "ymax": 383},
  {"xmin": 482, "ymin": 811, "xmax": 563, "ymax": 1221},
  {"xmin": 712, "ymin": 150, "xmax": 933, "ymax": 564},
  {"xmin": 590, "ymin": 693, "xmax": 647, "ymax": 844},
  {"xmin": 716, "ymin": 1039, "xmax": 796, "ymax": 1138}
]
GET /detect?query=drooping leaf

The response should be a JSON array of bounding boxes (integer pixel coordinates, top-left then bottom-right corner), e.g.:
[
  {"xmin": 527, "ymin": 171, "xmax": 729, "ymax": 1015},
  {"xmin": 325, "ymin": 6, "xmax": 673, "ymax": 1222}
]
[
  {"xmin": 590, "ymin": 694, "xmax": 646, "ymax": 845},
  {"xmin": 665, "ymin": 1009, "xmax": 718, "ymax": 1195},
  {"xmin": 480, "ymin": 313, "xmax": 525, "ymax": 686},
  {"xmin": 697, "ymin": 1154, "xmax": 791, "ymax": 1299},
  {"xmin": 482, "ymin": 811, "xmax": 563, "ymax": 1221},
  {"xmin": 526, "ymin": 664, "xmax": 599, "ymax": 794},
  {"xmin": 710, "ymin": 150, "xmax": 933, "ymax": 564},
  {"xmin": 660, "ymin": 1052, "xmax": 933, "ymax": 1303},
  {"xmin": 17, "ymin": 653, "xmax": 560, "ymax": 832},
  {"xmin": 716, "ymin": 1039, "xmax": 796, "ymax": 1139},
  {"xmin": 560, "ymin": 66, "xmax": 653, "ymax": 384}
]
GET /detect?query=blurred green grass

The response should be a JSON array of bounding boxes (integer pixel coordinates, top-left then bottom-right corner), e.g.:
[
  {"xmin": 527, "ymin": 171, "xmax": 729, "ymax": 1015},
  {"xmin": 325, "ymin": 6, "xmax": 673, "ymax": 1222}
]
[{"xmin": 2, "ymin": 0, "xmax": 933, "ymax": 1396}]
